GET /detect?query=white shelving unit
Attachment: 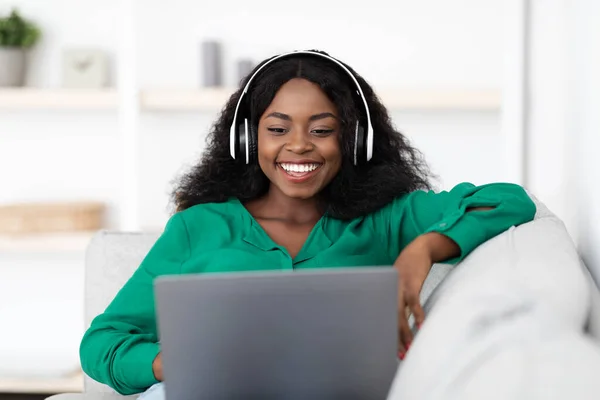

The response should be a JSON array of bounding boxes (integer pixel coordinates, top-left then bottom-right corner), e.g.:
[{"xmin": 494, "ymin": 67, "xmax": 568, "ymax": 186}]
[
  {"xmin": 0, "ymin": 88, "xmax": 502, "ymax": 112},
  {"xmin": 0, "ymin": 371, "xmax": 83, "ymax": 394},
  {"xmin": 141, "ymin": 88, "xmax": 502, "ymax": 112},
  {"xmin": 374, "ymin": 88, "xmax": 501, "ymax": 110},
  {"xmin": 0, "ymin": 88, "xmax": 118, "ymax": 110},
  {"xmin": 140, "ymin": 88, "xmax": 233, "ymax": 111},
  {"xmin": 0, "ymin": 232, "xmax": 95, "ymax": 253},
  {"xmin": 140, "ymin": 88, "xmax": 502, "ymax": 112}
]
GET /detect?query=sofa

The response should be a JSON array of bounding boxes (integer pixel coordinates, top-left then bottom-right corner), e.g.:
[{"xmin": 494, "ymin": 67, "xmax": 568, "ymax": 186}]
[{"xmin": 47, "ymin": 196, "xmax": 600, "ymax": 400}]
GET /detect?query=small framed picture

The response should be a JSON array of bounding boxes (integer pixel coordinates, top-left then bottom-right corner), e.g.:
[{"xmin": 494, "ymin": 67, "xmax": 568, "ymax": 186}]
[{"xmin": 62, "ymin": 49, "xmax": 109, "ymax": 88}]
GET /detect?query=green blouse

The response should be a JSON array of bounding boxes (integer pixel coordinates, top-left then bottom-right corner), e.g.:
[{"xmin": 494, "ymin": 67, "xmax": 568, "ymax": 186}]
[{"xmin": 79, "ymin": 182, "xmax": 536, "ymax": 394}]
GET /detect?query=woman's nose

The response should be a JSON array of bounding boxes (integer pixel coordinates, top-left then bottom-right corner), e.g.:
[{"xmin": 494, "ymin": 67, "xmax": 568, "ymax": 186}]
[{"xmin": 285, "ymin": 128, "xmax": 313, "ymax": 153}]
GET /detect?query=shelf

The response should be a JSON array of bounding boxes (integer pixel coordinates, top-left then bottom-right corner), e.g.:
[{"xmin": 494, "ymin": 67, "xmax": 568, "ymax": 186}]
[
  {"xmin": 0, "ymin": 88, "xmax": 118, "ymax": 110},
  {"xmin": 375, "ymin": 88, "xmax": 501, "ymax": 110},
  {"xmin": 140, "ymin": 88, "xmax": 232, "ymax": 111},
  {"xmin": 0, "ymin": 370, "xmax": 83, "ymax": 394},
  {"xmin": 0, "ymin": 88, "xmax": 501, "ymax": 112},
  {"xmin": 0, "ymin": 232, "xmax": 96, "ymax": 253},
  {"xmin": 140, "ymin": 88, "xmax": 501, "ymax": 111}
]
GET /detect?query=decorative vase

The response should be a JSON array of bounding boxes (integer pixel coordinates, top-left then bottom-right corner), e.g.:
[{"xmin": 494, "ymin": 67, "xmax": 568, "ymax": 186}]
[
  {"xmin": 200, "ymin": 40, "xmax": 222, "ymax": 87},
  {"xmin": 236, "ymin": 59, "xmax": 255, "ymax": 84},
  {"xmin": 0, "ymin": 47, "xmax": 26, "ymax": 87}
]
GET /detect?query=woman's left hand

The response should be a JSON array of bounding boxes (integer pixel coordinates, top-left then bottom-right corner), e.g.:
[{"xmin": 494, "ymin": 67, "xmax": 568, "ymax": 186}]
[
  {"xmin": 394, "ymin": 232, "xmax": 459, "ymax": 358},
  {"xmin": 394, "ymin": 211, "xmax": 489, "ymax": 357}
]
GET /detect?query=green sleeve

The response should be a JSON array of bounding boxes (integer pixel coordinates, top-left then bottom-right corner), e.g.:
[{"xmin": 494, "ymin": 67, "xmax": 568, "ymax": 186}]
[
  {"xmin": 79, "ymin": 212, "xmax": 190, "ymax": 395},
  {"xmin": 369, "ymin": 182, "xmax": 536, "ymax": 264}
]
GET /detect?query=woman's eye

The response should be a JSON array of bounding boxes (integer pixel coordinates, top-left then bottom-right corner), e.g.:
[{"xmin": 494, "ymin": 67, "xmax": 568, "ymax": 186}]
[
  {"xmin": 311, "ymin": 129, "xmax": 334, "ymax": 136},
  {"xmin": 267, "ymin": 127, "xmax": 287, "ymax": 134}
]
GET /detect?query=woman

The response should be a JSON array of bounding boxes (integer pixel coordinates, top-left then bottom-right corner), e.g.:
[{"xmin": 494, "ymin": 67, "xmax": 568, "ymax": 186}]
[{"xmin": 79, "ymin": 49, "xmax": 536, "ymax": 396}]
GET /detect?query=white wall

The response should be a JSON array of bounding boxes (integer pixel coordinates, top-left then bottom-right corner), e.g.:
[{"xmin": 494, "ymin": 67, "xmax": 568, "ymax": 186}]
[
  {"xmin": 0, "ymin": 0, "xmax": 519, "ymax": 380},
  {"xmin": 526, "ymin": 0, "xmax": 600, "ymax": 281},
  {"xmin": 527, "ymin": 0, "xmax": 575, "ymax": 235},
  {"xmin": 569, "ymin": 0, "xmax": 600, "ymax": 283},
  {"xmin": 136, "ymin": 0, "xmax": 504, "ymax": 88}
]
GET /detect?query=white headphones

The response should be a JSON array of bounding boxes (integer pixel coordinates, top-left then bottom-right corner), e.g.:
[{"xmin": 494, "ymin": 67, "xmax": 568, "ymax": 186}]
[{"xmin": 229, "ymin": 50, "xmax": 374, "ymax": 165}]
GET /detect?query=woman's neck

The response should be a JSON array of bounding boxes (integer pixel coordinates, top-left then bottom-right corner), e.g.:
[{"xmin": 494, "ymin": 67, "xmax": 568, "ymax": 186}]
[{"xmin": 248, "ymin": 186, "xmax": 324, "ymax": 224}]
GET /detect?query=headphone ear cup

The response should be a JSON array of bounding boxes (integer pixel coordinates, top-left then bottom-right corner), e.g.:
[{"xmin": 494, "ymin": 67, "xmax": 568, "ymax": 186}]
[
  {"xmin": 353, "ymin": 123, "xmax": 366, "ymax": 166},
  {"xmin": 248, "ymin": 124, "xmax": 258, "ymax": 164},
  {"xmin": 237, "ymin": 123, "xmax": 247, "ymax": 163}
]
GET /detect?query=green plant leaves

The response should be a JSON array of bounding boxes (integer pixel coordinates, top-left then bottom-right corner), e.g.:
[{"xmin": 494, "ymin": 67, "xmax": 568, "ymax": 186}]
[{"xmin": 0, "ymin": 9, "xmax": 41, "ymax": 48}]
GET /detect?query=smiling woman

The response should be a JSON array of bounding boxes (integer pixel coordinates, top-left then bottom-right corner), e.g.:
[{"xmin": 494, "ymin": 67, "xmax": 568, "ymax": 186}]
[{"xmin": 78, "ymin": 49, "xmax": 536, "ymax": 396}]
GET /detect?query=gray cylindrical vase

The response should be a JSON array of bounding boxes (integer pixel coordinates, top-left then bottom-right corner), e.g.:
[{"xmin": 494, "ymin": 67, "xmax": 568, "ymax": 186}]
[
  {"xmin": 0, "ymin": 47, "xmax": 27, "ymax": 87},
  {"xmin": 236, "ymin": 59, "xmax": 255, "ymax": 84},
  {"xmin": 201, "ymin": 40, "xmax": 222, "ymax": 87}
]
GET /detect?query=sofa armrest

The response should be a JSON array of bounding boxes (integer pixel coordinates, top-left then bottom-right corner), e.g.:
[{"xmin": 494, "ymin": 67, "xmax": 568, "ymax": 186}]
[
  {"xmin": 387, "ymin": 209, "xmax": 600, "ymax": 399},
  {"xmin": 421, "ymin": 193, "xmax": 595, "ymax": 328},
  {"xmin": 584, "ymin": 267, "xmax": 600, "ymax": 341}
]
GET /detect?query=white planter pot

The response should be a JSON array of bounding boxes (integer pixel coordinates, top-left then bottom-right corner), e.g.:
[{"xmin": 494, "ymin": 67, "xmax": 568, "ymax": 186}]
[{"xmin": 0, "ymin": 47, "xmax": 27, "ymax": 87}]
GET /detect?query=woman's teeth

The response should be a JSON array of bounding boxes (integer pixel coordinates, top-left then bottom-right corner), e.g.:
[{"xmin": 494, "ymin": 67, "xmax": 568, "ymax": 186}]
[{"xmin": 278, "ymin": 163, "xmax": 321, "ymax": 173}]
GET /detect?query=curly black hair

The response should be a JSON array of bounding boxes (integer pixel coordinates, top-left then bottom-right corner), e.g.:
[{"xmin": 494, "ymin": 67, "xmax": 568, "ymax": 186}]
[{"xmin": 171, "ymin": 50, "xmax": 432, "ymax": 219}]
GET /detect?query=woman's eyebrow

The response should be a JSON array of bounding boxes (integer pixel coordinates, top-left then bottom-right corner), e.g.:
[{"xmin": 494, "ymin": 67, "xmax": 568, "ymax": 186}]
[
  {"xmin": 264, "ymin": 111, "xmax": 338, "ymax": 121},
  {"xmin": 309, "ymin": 112, "xmax": 337, "ymax": 121},
  {"xmin": 265, "ymin": 112, "xmax": 291, "ymax": 121}
]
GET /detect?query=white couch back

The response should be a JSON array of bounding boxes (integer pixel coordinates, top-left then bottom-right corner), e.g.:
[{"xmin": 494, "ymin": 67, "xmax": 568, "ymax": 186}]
[{"xmin": 84, "ymin": 231, "xmax": 160, "ymax": 393}]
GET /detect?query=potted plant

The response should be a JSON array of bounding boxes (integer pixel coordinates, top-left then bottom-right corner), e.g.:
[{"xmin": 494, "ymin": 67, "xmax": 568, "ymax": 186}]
[{"xmin": 0, "ymin": 8, "xmax": 41, "ymax": 87}]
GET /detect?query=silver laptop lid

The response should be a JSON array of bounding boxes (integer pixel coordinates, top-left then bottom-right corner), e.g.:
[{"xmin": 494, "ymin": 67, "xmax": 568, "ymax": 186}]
[{"xmin": 155, "ymin": 267, "xmax": 398, "ymax": 400}]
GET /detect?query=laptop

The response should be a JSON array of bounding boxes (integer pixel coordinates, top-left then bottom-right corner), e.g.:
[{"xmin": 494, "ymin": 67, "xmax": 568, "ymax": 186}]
[{"xmin": 154, "ymin": 267, "xmax": 399, "ymax": 400}]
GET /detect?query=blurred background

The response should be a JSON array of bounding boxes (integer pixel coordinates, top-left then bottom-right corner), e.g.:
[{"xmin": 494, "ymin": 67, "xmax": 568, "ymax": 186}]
[{"xmin": 0, "ymin": 0, "xmax": 598, "ymax": 397}]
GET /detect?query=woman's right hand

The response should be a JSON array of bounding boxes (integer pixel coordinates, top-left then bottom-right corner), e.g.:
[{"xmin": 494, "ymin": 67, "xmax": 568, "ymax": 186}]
[{"xmin": 152, "ymin": 353, "xmax": 163, "ymax": 381}]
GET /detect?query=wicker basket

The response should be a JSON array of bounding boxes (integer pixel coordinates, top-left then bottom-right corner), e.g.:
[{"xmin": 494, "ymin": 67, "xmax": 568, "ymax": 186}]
[{"xmin": 0, "ymin": 202, "xmax": 106, "ymax": 235}]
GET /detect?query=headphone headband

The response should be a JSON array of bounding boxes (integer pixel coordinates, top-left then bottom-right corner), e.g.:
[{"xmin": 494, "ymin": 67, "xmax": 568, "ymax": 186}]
[{"xmin": 229, "ymin": 50, "xmax": 374, "ymax": 163}]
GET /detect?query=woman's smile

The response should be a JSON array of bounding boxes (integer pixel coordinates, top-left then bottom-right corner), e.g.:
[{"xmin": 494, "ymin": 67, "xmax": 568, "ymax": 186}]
[{"xmin": 276, "ymin": 161, "xmax": 324, "ymax": 183}]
